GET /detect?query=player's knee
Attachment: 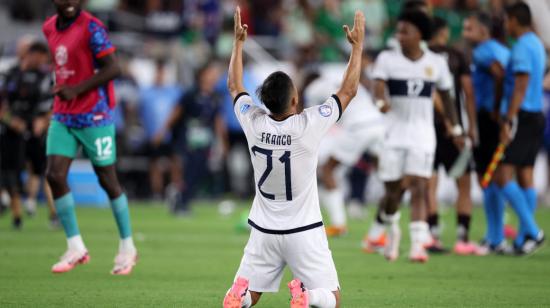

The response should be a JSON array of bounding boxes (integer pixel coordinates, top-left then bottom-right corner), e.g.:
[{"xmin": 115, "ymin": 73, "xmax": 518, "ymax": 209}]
[
  {"xmin": 45, "ymin": 169, "xmax": 66, "ymax": 188},
  {"xmin": 250, "ymin": 291, "xmax": 262, "ymax": 306}
]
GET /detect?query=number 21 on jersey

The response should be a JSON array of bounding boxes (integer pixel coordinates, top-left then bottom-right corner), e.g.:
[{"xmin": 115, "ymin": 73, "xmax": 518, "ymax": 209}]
[{"xmin": 251, "ymin": 146, "xmax": 292, "ymax": 201}]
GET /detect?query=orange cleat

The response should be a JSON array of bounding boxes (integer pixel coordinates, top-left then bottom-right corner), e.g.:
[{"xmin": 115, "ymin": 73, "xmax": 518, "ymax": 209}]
[
  {"xmin": 325, "ymin": 225, "xmax": 348, "ymax": 237},
  {"xmin": 362, "ymin": 233, "xmax": 387, "ymax": 253}
]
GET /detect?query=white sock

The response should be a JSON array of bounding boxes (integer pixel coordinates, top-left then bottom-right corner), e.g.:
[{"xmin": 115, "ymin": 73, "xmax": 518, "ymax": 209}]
[
  {"xmin": 119, "ymin": 237, "xmax": 136, "ymax": 254},
  {"xmin": 67, "ymin": 235, "xmax": 86, "ymax": 252},
  {"xmin": 241, "ymin": 290, "xmax": 252, "ymax": 308},
  {"xmin": 322, "ymin": 189, "xmax": 347, "ymax": 227},
  {"xmin": 308, "ymin": 288, "xmax": 337, "ymax": 308},
  {"xmin": 225, "ymin": 288, "xmax": 252, "ymax": 308},
  {"xmin": 409, "ymin": 221, "xmax": 430, "ymax": 247}
]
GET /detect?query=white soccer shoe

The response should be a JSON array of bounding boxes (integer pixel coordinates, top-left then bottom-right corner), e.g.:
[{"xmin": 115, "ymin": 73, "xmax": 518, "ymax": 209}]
[
  {"xmin": 111, "ymin": 250, "xmax": 138, "ymax": 275},
  {"xmin": 51, "ymin": 249, "xmax": 90, "ymax": 273},
  {"xmin": 384, "ymin": 224, "xmax": 401, "ymax": 261}
]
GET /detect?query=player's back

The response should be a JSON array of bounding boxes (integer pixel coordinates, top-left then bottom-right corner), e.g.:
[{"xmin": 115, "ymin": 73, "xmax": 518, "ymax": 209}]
[{"xmin": 233, "ymin": 92, "xmax": 341, "ymax": 232}]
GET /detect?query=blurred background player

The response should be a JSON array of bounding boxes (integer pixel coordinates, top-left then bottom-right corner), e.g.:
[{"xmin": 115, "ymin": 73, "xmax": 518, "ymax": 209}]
[
  {"xmin": 43, "ymin": 0, "xmax": 137, "ymax": 274},
  {"xmin": 1, "ymin": 41, "xmax": 58, "ymax": 227},
  {"xmin": 140, "ymin": 59, "xmax": 183, "ymax": 201},
  {"xmin": 154, "ymin": 61, "xmax": 227, "ymax": 216},
  {"xmin": 463, "ymin": 12, "xmax": 510, "ymax": 253},
  {"xmin": 425, "ymin": 16, "xmax": 483, "ymax": 255},
  {"xmin": 494, "ymin": 2, "xmax": 545, "ymax": 255},
  {"xmin": 363, "ymin": 10, "xmax": 462, "ymax": 263},
  {"xmin": 303, "ymin": 66, "xmax": 385, "ymax": 237}
]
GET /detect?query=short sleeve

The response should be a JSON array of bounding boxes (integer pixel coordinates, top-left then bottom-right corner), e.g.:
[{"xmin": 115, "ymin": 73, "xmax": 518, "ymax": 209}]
[
  {"xmin": 436, "ymin": 57, "xmax": 453, "ymax": 91},
  {"xmin": 371, "ymin": 52, "xmax": 390, "ymax": 80},
  {"xmin": 233, "ymin": 92, "xmax": 266, "ymax": 133},
  {"xmin": 88, "ymin": 20, "xmax": 115, "ymax": 59},
  {"xmin": 302, "ymin": 94, "xmax": 342, "ymax": 144},
  {"xmin": 511, "ymin": 43, "xmax": 531, "ymax": 74}
]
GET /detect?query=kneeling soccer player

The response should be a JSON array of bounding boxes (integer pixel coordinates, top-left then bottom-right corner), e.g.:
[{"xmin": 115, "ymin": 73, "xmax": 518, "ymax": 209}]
[
  {"xmin": 43, "ymin": 0, "xmax": 137, "ymax": 274},
  {"xmin": 223, "ymin": 7, "xmax": 365, "ymax": 308}
]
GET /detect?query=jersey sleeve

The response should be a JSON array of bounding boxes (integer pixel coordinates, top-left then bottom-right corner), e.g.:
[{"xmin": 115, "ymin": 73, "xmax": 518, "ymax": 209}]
[
  {"xmin": 302, "ymin": 94, "xmax": 342, "ymax": 145},
  {"xmin": 233, "ymin": 92, "xmax": 266, "ymax": 134},
  {"xmin": 88, "ymin": 20, "xmax": 116, "ymax": 59},
  {"xmin": 436, "ymin": 57, "xmax": 453, "ymax": 91},
  {"xmin": 371, "ymin": 52, "xmax": 390, "ymax": 80},
  {"xmin": 511, "ymin": 43, "xmax": 532, "ymax": 74}
]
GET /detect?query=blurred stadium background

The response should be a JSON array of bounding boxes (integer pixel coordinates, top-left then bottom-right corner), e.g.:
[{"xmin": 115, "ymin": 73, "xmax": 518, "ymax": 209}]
[{"xmin": 0, "ymin": 0, "xmax": 549, "ymax": 307}]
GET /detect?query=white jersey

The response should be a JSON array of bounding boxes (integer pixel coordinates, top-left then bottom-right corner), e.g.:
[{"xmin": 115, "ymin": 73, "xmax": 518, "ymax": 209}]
[
  {"xmin": 234, "ymin": 93, "xmax": 342, "ymax": 231},
  {"xmin": 372, "ymin": 49, "xmax": 452, "ymax": 152}
]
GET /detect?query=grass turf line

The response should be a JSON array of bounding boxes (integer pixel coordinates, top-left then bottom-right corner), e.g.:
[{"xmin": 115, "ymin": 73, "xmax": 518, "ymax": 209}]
[{"xmin": 0, "ymin": 202, "xmax": 549, "ymax": 307}]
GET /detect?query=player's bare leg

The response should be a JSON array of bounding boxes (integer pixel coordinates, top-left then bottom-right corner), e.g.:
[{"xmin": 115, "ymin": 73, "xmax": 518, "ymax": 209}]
[
  {"xmin": 321, "ymin": 157, "xmax": 347, "ymax": 236},
  {"xmin": 426, "ymin": 173, "xmax": 447, "ymax": 252},
  {"xmin": 9, "ymin": 188, "xmax": 23, "ymax": 230},
  {"xmin": 47, "ymin": 155, "xmax": 89, "ymax": 273},
  {"xmin": 94, "ymin": 164, "xmax": 137, "ymax": 275},
  {"xmin": 454, "ymin": 172, "xmax": 487, "ymax": 255},
  {"xmin": 405, "ymin": 175, "xmax": 430, "ymax": 262}
]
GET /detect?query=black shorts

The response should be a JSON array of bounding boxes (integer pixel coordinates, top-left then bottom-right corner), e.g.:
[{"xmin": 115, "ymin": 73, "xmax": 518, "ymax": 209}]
[
  {"xmin": 25, "ymin": 135, "xmax": 47, "ymax": 175},
  {"xmin": 147, "ymin": 143, "xmax": 175, "ymax": 159},
  {"xmin": 502, "ymin": 111, "xmax": 545, "ymax": 167},
  {"xmin": 473, "ymin": 111, "xmax": 500, "ymax": 174},
  {"xmin": 0, "ymin": 126, "xmax": 25, "ymax": 191},
  {"xmin": 433, "ymin": 120, "xmax": 472, "ymax": 173}
]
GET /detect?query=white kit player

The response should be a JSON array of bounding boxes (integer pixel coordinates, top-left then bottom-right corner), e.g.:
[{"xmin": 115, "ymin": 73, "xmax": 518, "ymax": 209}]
[
  {"xmin": 223, "ymin": 7, "xmax": 365, "ymax": 308},
  {"xmin": 362, "ymin": 11, "xmax": 463, "ymax": 263},
  {"xmin": 303, "ymin": 75, "xmax": 385, "ymax": 236}
]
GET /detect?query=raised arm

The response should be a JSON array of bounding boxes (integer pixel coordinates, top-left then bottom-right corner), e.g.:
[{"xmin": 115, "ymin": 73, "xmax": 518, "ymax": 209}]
[
  {"xmin": 335, "ymin": 11, "xmax": 365, "ymax": 111},
  {"xmin": 227, "ymin": 6, "xmax": 248, "ymax": 100}
]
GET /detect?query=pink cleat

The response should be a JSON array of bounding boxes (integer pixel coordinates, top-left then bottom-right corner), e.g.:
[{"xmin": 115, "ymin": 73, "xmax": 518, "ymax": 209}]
[
  {"xmin": 224, "ymin": 276, "xmax": 249, "ymax": 308},
  {"xmin": 51, "ymin": 250, "xmax": 90, "ymax": 273},
  {"xmin": 111, "ymin": 251, "xmax": 138, "ymax": 275},
  {"xmin": 288, "ymin": 278, "xmax": 309, "ymax": 308},
  {"xmin": 454, "ymin": 241, "xmax": 489, "ymax": 256}
]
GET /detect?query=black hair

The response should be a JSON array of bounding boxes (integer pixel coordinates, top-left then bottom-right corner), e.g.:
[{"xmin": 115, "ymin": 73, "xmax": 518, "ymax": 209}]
[
  {"xmin": 432, "ymin": 16, "xmax": 448, "ymax": 35},
  {"xmin": 27, "ymin": 41, "xmax": 48, "ymax": 54},
  {"xmin": 398, "ymin": 10, "xmax": 433, "ymax": 41},
  {"xmin": 402, "ymin": 0, "xmax": 428, "ymax": 12},
  {"xmin": 256, "ymin": 71, "xmax": 294, "ymax": 115},
  {"xmin": 470, "ymin": 11, "xmax": 492, "ymax": 31},
  {"xmin": 505, "ymin": 2, "xmax": 532, "ymax": 27}
]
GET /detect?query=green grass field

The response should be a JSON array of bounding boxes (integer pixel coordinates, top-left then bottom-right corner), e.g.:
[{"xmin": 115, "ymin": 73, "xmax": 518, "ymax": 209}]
[{"xmin": 0, "ymin": 201, "xmax": 549, "ymax": 307}]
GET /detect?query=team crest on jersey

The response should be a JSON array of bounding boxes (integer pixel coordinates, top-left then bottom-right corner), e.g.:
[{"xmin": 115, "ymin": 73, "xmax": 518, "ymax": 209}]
[
  {"xmin": 425, "ymin": 66, "xmax": 433, "ymax": 78},
  {"xmin": 318, "ymin": 104, "xmax": 332, "ymax": 117},
  {"xmin": 55, "ymin": 45, "xmax": 68, "ymax": 66},
  {"xmin": 240, "ymin": 104, "xmax": 251, "ymax": 114}
]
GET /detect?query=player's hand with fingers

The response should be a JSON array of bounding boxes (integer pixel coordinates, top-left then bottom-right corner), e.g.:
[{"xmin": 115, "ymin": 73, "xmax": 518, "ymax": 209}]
[
  {"xmin": 499, "ymin": 122, "xmax": 512, "ymax": 145},
  {"xmin": 234, "ymin": 6, "xmax": 248, "ymax": 42},
  {"xmin": 343, "ymin": 11, "xmax": 365, "ymax": 47},
  {"xmin": 54, "ymin": 85, "xmax": 80, "ymax": 101}
]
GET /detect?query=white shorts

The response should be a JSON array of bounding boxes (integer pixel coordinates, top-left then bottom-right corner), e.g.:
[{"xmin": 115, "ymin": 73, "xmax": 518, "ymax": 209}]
[
  {"xmin": 378, "ymin": 147, "xmax": 434, "ymax": 182},
  {"xmin": 319, "ymin": 125, "xmax": 385, "ymax": 166},
  {"xmin": 234, "ymin": 226, "xmax": 340, "ymax": 293}
]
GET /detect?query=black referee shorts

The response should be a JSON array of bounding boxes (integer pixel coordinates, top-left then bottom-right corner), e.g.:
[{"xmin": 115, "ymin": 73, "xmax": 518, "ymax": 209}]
[
  {"xmin": 502, "ymin": 110, "xmax": 545, "ymax": 167},
  {"xmin": 473, "ymin": 110, "xmax": 500, "ymax": 175}
]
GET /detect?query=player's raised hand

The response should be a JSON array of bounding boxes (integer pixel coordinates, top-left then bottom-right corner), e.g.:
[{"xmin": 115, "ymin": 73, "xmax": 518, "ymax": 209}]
[
  {"xmin": 343, "ymin": 11, "xmax": 365, "ymax": 46},
  {"xmin": 234, "ymin": 6, "xmax": 248, "ymax": 42}
]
